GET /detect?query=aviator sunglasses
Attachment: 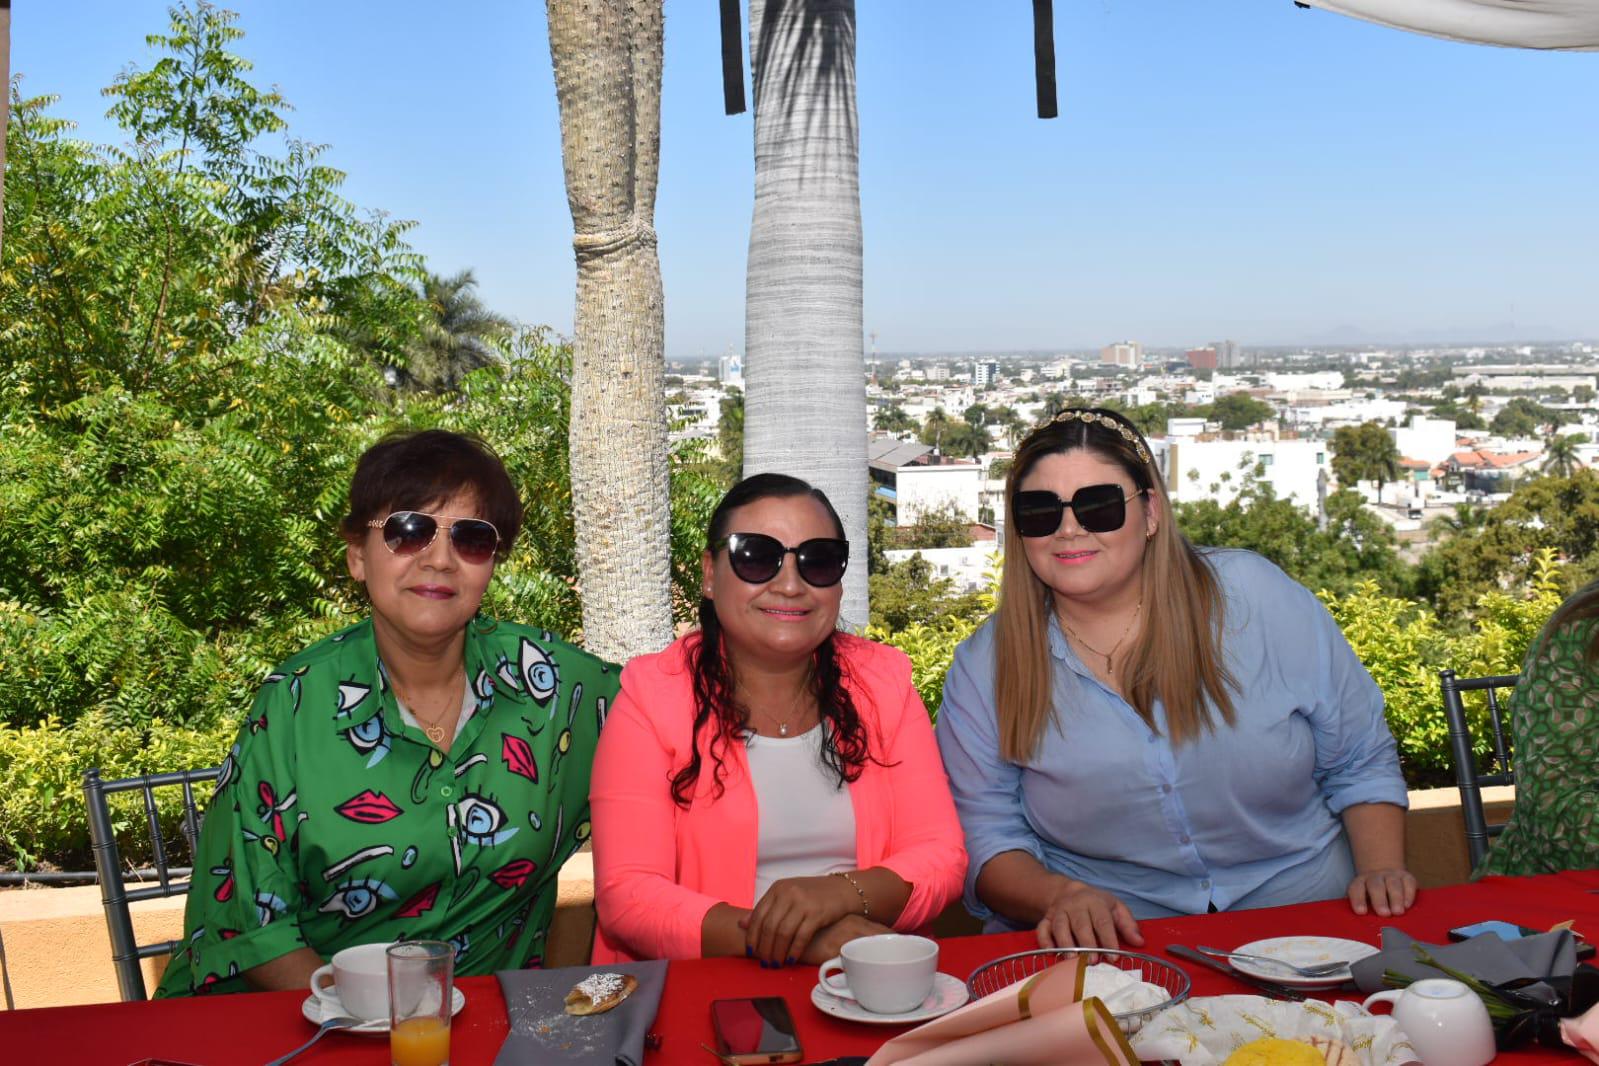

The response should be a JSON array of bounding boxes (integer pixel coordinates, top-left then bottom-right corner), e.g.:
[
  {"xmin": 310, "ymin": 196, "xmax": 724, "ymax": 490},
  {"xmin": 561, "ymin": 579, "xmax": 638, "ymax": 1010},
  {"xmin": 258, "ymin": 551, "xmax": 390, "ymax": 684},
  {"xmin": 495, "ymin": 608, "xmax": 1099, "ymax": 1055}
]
[
  {"xmin": 367, "ymin": 510, "xmax": 502, "ymax": 564},
  {"xmin": 1011, "ymin": 484, "xmax": 1147, "ymax": 538},
  {"xmin": 716, "ymin": 532, "xmax": 850, "ymax": 588}
]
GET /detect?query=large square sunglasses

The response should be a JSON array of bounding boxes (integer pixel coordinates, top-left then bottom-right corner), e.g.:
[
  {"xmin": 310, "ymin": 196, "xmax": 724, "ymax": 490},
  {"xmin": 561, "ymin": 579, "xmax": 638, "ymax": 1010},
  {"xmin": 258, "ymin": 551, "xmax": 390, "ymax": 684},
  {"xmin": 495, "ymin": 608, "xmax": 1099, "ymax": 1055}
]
[
  {"xmin": 716, "ymin": 532, "xmax": 850, "ymax": 588},
  {"xmin": 367, "ymin": 510, "xmax": 502, "ymax": 564},
  {"xmin": 1011, "ymin": 484, "xmax": 1146, "ymax": 538}
]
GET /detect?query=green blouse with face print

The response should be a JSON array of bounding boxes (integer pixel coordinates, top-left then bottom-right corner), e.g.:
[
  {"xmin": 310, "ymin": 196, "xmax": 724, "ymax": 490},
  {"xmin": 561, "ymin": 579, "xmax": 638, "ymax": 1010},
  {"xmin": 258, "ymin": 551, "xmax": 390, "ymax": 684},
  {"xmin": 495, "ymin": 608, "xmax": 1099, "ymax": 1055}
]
[
  {"xmin": 1476, "ymin": 616, "xmax": 1599, "ymax": 879},
  {"xmin": 153, "ymin": 616, "xmax": 618, "ymax": 997}
]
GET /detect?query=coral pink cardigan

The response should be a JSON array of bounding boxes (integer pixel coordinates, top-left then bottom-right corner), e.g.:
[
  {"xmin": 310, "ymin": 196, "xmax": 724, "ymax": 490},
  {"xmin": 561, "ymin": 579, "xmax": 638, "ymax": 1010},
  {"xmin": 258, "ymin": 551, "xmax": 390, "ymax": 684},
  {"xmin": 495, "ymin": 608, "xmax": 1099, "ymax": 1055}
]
[{"xmin": 589, "ymin": 632, "xmax": 967, "ymax": 964}]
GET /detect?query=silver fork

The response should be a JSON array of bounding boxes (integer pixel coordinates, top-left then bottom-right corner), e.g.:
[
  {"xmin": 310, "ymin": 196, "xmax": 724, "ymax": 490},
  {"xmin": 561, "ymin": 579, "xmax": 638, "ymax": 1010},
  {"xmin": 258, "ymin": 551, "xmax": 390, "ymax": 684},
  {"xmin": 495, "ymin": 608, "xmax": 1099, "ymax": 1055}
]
[
  {"xmin": 263, "ymin": 1014, "xmax": 362, "ymax": 1066},
  {"xmin": 1195, "ymin": 945, "xmax": 1350, "ymax": 978}
]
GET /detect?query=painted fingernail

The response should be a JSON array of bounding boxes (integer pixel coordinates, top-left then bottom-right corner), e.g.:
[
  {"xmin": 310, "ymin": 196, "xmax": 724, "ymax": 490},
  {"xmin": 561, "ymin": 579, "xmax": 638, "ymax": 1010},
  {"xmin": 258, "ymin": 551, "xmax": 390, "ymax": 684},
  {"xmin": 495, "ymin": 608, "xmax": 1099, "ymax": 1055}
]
[
  {"xmin": 745, "ymin": 946, "xmax": 753, "ymax": 958},
  {"xmin": 786, "ymin": 957, "xmax": 796, "ymax": 966}
]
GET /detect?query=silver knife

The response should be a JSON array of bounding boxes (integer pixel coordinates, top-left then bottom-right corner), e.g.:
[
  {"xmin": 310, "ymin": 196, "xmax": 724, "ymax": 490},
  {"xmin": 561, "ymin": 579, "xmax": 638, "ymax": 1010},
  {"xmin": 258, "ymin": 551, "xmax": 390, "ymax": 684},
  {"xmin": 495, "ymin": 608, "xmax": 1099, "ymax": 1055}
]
[{"xmin": 1166, "ymin": 945, "xmax": 1308, "ymax": 1001}]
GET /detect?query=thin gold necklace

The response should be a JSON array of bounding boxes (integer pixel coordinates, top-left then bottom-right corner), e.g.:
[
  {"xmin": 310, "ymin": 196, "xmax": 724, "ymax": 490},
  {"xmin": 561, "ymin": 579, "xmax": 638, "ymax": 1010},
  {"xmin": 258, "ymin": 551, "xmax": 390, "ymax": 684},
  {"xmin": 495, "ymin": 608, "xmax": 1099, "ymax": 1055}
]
[
  {"xmin": 1059, "ymin": 595, "xmax": 1143, "ymax": 676},
  {"xmin": 389, "ymin": 669, "xmax": 463, "ymax": 746}
]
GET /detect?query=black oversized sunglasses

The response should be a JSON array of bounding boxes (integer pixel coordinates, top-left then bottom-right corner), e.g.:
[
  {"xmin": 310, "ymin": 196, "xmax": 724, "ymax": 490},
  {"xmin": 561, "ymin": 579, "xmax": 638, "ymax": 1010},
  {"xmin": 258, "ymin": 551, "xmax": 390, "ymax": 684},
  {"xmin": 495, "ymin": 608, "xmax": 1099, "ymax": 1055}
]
[
  {"xmin": 1011, "ymin": 484, "xmax": 1146, "ymax": 537},
  {"xmin": 367, "ymin": 510, "xmax": 501, "ymax": 564},
  {"xmin": 716, "ymin": 532, "xmax": 850, "ymax": 588}
]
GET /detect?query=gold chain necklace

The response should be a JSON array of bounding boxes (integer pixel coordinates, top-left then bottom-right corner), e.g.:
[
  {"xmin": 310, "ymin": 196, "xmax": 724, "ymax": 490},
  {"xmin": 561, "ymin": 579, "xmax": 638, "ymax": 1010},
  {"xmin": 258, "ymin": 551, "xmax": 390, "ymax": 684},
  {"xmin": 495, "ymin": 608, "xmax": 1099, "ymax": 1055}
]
[
  {"xmin": 1059, "ymin": 595, "xmax": 1143, "ymax": 676},
  {"xmin": 389, "ymin": 670, "xmax": 463, "ymax": 746}
]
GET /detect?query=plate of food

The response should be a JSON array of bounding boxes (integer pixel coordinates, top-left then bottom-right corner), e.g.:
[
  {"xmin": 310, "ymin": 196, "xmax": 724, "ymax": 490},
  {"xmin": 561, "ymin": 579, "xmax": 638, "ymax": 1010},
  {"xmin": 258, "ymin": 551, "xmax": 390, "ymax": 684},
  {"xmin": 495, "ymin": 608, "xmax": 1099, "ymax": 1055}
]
[{"xmin": 1226, "ymin": 936, "xmax": 1379, "ymax": 987}]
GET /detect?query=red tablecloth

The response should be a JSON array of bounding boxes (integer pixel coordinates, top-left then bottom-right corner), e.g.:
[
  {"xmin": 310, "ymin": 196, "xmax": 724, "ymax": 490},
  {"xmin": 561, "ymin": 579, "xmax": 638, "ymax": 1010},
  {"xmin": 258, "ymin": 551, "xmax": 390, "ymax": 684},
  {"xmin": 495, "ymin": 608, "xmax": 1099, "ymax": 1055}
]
[{"xmin": 7, "ymin": 871, "xmax": 1596, "ymax": 1065}]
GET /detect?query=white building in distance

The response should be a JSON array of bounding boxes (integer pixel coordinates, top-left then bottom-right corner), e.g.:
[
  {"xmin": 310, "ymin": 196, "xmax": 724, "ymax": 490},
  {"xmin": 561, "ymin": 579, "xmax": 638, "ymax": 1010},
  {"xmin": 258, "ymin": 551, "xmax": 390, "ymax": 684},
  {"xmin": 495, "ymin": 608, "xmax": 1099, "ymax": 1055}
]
[
  {"xmin": 717, "ymin": 351, "xmax": 743, "ymax": 386},
  {"xmin": 1100, "ymin": 341, "xmax": 1141, "ymax": 368},
  {"xmin": 1391, "ymin": 415, "xmax": 1458, "ymax": 465},
  {"xmin": 1151, "ymin": 422, "xmax": 1328, "ymax": 511}
]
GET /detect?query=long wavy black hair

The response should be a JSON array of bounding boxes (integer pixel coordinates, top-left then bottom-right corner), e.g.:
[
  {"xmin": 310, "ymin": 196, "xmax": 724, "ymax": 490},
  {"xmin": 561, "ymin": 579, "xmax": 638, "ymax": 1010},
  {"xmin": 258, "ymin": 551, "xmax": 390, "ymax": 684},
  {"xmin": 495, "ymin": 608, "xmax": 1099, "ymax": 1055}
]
[{"xmin": 670, "ymin": 473, "xmax": 876, "ymax": 807}]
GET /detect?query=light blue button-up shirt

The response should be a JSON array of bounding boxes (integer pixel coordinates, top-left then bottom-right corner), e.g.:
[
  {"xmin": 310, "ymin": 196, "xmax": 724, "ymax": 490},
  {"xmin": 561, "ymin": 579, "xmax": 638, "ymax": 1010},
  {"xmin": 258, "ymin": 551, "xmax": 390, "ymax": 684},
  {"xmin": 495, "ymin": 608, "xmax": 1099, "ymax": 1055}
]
[{"xmin": 936, "ymin": 549, "xmax": 1408, "ymax": 925}]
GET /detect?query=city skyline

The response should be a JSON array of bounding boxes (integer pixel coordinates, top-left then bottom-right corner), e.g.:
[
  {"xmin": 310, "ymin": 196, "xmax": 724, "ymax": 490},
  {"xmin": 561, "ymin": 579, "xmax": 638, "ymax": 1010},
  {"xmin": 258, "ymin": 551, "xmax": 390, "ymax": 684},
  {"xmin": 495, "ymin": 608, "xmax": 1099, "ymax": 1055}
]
[{"xmin": 13, "ymin": 1, "xmax": 1599, "ymax": 354}]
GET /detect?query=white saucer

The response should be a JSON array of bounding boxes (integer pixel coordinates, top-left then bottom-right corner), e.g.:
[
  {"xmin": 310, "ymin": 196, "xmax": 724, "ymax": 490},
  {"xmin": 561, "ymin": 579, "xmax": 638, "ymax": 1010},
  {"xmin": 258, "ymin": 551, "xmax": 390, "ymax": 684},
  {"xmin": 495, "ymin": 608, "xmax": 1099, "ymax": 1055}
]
[
  {"xmin": 1229, "ymin": 935, "xmax": 1379, "ymax": 987},
  {"xmin": 301, "ymin": 986, "xmax": 467, "ymax": 1034},
  {"xmin": 810, "ymin": 972, "xmax": 969, "ymax": 1025}
]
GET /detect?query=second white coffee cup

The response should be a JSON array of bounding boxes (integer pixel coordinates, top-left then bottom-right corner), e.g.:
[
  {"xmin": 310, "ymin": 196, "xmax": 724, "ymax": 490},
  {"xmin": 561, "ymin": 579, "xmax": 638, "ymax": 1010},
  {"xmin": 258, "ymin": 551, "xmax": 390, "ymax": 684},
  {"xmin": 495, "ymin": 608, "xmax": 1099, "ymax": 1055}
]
[
  {"xmin": 818, "ymin": 933, "xmax": 939, "ymax": 1014},
  {"xmin": 1362, "ymin": 977, "xmax": 1496, "ymax": 1066},
  {"xmin": 309, "ymin": 941, "xmax": 396, "ymax": 1021}
]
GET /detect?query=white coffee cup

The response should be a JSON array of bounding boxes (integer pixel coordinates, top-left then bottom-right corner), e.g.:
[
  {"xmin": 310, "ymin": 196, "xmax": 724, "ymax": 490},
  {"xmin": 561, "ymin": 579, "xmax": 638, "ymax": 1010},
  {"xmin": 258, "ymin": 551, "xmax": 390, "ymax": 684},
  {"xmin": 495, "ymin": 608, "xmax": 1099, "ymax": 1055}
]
[
  {"xmin": 309, "ymin": 941, "xmax": 396, "ymax": 1021},
  {"xmin": 1362, "ymin": 977, "xmax": 1496, "ymax": 1066},
  {"xmin": 818, "ymin": 934, "xmax": 939, "ymax": 1015}
]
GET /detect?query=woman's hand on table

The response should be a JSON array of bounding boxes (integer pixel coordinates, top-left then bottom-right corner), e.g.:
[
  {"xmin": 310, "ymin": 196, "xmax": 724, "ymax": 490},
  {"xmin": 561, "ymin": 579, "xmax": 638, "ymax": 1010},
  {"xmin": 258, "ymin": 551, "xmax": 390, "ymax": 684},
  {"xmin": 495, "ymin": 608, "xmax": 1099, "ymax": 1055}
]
[
  {"xmin": 801, "ymin": 915, "xmax": 896, "ymax": 965},
  {"xmin": 1346, "ymin": 866, "xmax": 1418, "ymax": 917},
  {"xmin": 742, "ymin": 875, "xmax": 861, "ymax": 965},
  {"xmin": 1036, "ymin": 879, "xmax": 1144, "ymax": 952}
]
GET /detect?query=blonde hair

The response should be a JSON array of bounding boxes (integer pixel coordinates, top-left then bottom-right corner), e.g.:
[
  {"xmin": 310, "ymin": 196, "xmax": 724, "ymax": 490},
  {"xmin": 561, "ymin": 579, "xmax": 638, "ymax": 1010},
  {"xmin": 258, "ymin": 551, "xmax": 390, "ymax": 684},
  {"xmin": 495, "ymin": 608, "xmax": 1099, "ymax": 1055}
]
[{"xmin": 994, "ymin": 409, "xmax": 1237, "ymax": 761}]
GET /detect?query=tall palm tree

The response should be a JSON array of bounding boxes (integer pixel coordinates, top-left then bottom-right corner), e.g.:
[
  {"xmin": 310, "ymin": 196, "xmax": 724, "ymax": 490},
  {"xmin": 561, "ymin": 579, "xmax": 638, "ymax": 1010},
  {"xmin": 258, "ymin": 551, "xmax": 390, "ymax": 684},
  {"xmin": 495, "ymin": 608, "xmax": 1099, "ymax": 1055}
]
[
  {"xmin": 918, "ymin": 406, "xmax": 952, "ymax": 449},
  {"xmin": 1542, "ymin": 433, "xmax": 1587, "ymax": 479},
  {"xmin": 401, "ymin": 269, "xmax": 512, "ymax": 391},
  {"xmin": 741, "ymin": 0, "xmax": 869, "ymax": 627},
  {"xmin": 547, "ymin": 0, "xmax": 673, "ymax": 662},
  {"xmin": 873, "ymin": 405, "xmax": 914, "ymax": 434}
]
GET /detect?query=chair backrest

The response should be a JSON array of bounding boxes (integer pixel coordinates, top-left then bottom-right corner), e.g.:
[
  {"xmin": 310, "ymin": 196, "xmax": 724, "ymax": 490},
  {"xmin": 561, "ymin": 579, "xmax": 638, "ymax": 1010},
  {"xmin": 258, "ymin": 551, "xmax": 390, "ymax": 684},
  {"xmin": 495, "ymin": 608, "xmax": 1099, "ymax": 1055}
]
[
  {"xmin": 1439, "ymin": 669, "xmax": 1519, "ymax": 870},
  {"xmin": 82, "ymin": 765, "xmax": 221, "ymax": 1001}
]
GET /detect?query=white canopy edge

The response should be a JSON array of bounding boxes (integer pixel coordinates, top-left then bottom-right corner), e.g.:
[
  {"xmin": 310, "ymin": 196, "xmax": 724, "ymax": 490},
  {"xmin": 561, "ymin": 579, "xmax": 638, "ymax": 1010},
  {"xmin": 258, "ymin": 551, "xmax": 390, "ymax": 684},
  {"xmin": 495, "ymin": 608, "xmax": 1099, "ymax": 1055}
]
[{"xmin": 1299, "ymin": 0, "xmax": 1599, "ymax": 51}]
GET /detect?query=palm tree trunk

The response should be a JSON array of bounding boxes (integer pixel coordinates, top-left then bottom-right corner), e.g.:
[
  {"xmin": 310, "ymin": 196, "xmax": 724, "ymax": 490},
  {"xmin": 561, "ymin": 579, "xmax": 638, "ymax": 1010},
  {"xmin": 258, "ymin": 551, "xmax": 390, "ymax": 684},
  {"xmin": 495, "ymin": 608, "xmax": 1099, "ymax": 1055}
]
[
  {"xmin": 743, "ymin": 0, "xmax": 869, "ymax": 628},
  {"xmin": 1, "ymin": 0, "xmax": 11, "ymax": 260},
  {"xmin": 546, "ymin": 0, "xmax": 673, "ymax": 662}
]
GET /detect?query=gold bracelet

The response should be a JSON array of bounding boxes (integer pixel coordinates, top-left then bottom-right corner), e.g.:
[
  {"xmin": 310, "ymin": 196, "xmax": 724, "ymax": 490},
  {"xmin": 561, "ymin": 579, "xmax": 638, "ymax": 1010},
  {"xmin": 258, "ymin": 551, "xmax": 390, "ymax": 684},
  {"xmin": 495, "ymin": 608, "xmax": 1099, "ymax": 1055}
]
[{"xmin": 831, "ymin": 870, "xmax": 869, "ymax": 918}]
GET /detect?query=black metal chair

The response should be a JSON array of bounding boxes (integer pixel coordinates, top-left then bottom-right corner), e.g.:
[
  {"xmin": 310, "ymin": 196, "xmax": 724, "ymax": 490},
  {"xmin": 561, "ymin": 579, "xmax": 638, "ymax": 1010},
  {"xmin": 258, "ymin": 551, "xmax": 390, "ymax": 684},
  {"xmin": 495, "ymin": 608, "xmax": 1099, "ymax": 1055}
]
[
  {"xmin": 82, "ymin": 766, "xmax": 220, "ymax": 1001},
  {"xmin": 1439, "ymin": 669, "xmax": 1519, "ymax": 870}
]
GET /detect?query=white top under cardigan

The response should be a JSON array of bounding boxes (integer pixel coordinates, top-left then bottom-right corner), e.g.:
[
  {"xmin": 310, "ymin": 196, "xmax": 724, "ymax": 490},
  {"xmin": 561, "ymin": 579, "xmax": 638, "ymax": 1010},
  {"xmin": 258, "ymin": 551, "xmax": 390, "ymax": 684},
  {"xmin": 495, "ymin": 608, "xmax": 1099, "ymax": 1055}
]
[{"xmin": 746, "ymin": 725, "xmax": 859, "ymax": 901}]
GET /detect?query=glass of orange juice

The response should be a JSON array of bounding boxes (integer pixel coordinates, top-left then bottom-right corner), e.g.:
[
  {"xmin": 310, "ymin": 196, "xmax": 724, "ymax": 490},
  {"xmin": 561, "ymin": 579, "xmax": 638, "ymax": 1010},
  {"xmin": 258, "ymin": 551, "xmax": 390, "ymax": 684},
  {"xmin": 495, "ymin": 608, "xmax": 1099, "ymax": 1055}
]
[{"xmin": 387, "ymin": 941, "xmax": 453, "ymax": 1066}]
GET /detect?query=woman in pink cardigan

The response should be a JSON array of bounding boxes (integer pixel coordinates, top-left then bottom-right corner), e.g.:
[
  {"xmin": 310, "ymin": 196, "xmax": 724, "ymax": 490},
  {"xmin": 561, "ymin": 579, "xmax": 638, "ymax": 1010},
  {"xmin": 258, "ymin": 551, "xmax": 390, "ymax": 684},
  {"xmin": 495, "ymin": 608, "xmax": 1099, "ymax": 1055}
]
[{"xmin": 590, "ymin": 473, "xmax": 967, "ymax": 966}]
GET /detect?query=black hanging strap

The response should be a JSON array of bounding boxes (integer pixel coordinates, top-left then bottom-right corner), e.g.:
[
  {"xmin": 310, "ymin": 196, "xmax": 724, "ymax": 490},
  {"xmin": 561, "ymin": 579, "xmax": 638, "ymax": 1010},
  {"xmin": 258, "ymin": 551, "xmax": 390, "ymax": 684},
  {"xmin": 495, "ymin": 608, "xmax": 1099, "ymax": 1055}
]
[
  {"xmin": 1033, "ymin": 0, "xmax": 1058, "ymax": 119},
  {"xmin": 720, "ymin": 0, "xmax": 747, "ymax": 115}
]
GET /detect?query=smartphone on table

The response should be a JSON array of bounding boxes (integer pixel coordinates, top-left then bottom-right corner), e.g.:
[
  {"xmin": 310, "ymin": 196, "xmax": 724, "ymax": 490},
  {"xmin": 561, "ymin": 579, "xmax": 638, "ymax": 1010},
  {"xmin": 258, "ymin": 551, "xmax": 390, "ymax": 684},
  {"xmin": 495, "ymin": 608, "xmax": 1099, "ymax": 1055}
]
[{"xmin": 710, "ymin": 996, "xmax": 804, "ymax": 1065}]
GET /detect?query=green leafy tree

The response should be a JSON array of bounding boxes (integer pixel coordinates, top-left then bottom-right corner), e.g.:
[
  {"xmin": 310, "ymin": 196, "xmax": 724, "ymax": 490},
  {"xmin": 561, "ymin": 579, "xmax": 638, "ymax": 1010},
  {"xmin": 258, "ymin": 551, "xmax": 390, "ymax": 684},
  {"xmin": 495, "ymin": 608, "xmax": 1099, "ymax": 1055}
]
[
  {"xmin": 1415, "ymin": 470, "xmax": 1599, "ymax": 619},
  {"xmin": 918, "ymin": 406, "xmax": 952, "ymax": 448},
  {"xmin": 1331, "ymin": 422, "xmax": 1402, "ymax": 497},
  {"xmin": 1492, "ymin": 397, "xmax": 1564, "ymax": 439},
  {"xmin": 717, "ymin": 387, "xmax": 745, "ymax": 485},
  {"xmin": 1175, "ymin": 468, "xmax": 1408, "ymax": 597},
  {"xmin": 1542, "ymin": 433, "xmax": 1588, "ymax": 478},
  {"xmin": 940, "ymin": 420, "xmax": 989, "ymax": 459},
  {"xmin": 894, "ymin": 501, "xmax": 975, "ymax": 550},
  {"xmin": 873, "ymin": 404, "xmax": 915, "ymax": 434},
  {"xmin": 400, "ymin": 269, "xmax": 512, "ymax": 391},
  {"xmin": 867, "ymin": 554, "xmax": 986, "ymax": 633},
  {"xmin": 1204, "ymin": 393, "xmax": 1275, "ymax": 431}
]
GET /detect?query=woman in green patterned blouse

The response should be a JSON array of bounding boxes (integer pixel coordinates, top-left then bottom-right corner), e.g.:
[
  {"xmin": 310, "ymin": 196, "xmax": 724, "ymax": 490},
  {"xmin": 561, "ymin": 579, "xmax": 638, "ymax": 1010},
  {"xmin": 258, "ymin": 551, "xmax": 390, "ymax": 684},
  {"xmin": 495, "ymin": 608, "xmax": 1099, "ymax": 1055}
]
[
  {"xmin": 156, "ymin": 430, "xmax": 619, "ymax": 996},
  {"xmin": 1477, "ymin": 580, "xmax": 1599, "ymax": 878}
]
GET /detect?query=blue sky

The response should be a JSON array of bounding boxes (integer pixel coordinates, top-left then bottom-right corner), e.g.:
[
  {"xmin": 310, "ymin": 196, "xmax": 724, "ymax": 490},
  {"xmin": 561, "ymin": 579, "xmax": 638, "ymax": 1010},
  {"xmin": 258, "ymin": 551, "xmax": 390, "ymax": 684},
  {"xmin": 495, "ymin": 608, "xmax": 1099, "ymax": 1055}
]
[{"xmin": 12, "ymin": 1, "xmax": 1598, "ymax": 354}]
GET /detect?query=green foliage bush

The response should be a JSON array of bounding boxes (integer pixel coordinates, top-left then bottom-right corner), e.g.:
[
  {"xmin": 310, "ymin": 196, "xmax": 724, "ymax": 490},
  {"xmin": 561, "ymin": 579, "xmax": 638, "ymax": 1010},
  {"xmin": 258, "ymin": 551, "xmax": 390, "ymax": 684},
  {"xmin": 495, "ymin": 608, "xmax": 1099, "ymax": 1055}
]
[
  {"xmin": 1321, "ymin": 549, "xmax": 1564, "ymax": 787},
  {"xmin": 0, "ymin": 715, "xmax": 236, "ymax": 870}
]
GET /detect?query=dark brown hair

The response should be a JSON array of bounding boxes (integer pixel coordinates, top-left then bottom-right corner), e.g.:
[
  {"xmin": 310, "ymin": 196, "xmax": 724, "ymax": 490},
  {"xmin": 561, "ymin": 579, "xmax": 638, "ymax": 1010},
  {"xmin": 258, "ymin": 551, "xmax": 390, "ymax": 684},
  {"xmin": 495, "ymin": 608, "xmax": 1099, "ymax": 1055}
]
[
  {"xmin": 670, "ymin": 473, "xmax": 875, "ymax": 807},
  {"xmin": 341, "ymin": 429, "xmax": 523, "ymax": 557},
  {"xmin": 994, "ymin": 408, "xmax": 1238, "ymax": 760}
]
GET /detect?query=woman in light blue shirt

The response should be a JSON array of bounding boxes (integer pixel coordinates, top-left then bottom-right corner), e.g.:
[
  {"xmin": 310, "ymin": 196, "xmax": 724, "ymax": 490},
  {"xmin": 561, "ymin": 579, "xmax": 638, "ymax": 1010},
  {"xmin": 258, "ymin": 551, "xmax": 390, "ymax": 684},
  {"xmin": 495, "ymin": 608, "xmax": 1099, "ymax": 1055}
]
[{"xmin": 937, "ymin": 408, "xmax": 1415, "ymax": 951}]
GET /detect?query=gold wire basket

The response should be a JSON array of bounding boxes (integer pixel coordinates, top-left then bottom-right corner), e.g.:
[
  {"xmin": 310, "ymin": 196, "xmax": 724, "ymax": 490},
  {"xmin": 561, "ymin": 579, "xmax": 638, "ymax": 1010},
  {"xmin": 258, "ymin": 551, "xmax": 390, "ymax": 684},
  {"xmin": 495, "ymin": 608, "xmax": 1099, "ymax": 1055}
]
[{"xmin": 965, "ymin": 947, "xmax": 1191, "ymax": 1034}]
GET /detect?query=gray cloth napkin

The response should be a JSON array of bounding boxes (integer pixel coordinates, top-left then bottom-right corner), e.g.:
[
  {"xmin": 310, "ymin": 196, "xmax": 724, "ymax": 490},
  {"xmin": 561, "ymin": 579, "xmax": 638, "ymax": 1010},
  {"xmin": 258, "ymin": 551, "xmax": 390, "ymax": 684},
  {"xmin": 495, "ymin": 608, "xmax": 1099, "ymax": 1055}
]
[
  {"xmin": 494, "ymin": 959, "xmax": 668, "ymax": 1066},
  {"xmin": 1349, "ymin": 927, "xmax": 1578, "ymax": 1006}
]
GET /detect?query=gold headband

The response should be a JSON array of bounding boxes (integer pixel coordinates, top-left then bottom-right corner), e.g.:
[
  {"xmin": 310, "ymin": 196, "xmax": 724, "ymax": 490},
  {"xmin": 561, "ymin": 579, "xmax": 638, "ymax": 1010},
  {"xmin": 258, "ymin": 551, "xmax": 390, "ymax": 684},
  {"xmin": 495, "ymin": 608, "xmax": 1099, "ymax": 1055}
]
[{"xmin": 1036, "ymin": 409, "xmax": 1153, "ymax": 465}]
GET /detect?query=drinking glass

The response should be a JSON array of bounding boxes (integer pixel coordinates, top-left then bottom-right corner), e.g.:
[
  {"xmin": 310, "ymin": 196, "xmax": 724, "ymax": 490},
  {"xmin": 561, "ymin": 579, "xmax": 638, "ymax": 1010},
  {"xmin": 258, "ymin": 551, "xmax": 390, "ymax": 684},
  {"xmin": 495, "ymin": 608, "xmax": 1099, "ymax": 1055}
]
[{"xmin": 387, "ymin": 940, "xmax": 453, "ymax": 1066}]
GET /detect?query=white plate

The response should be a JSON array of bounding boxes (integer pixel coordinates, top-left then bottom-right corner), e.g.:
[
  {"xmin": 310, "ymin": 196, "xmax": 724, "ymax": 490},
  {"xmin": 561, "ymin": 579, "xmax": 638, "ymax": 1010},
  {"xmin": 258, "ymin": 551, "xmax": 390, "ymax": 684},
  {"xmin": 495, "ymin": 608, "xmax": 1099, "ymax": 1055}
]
[
  {"xmin": 300, "ymin": 986, "xmax": 466, "ymax": 1034},
  {"xmin": 809, "ymin": 971, "xmax": 969, "ymax": 1025},
  {"xmin": 1228, "ymin": 935, "xmax": 1379, "ymax": 987}
]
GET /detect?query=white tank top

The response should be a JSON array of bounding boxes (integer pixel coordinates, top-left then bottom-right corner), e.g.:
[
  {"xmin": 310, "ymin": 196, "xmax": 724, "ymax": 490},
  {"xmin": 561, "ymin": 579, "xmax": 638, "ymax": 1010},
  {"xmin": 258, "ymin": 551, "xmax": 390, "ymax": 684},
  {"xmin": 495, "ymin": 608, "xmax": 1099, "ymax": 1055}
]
[{"xmin": 747, "ymin": 725, "xmax": 859, "ymax": 901}]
